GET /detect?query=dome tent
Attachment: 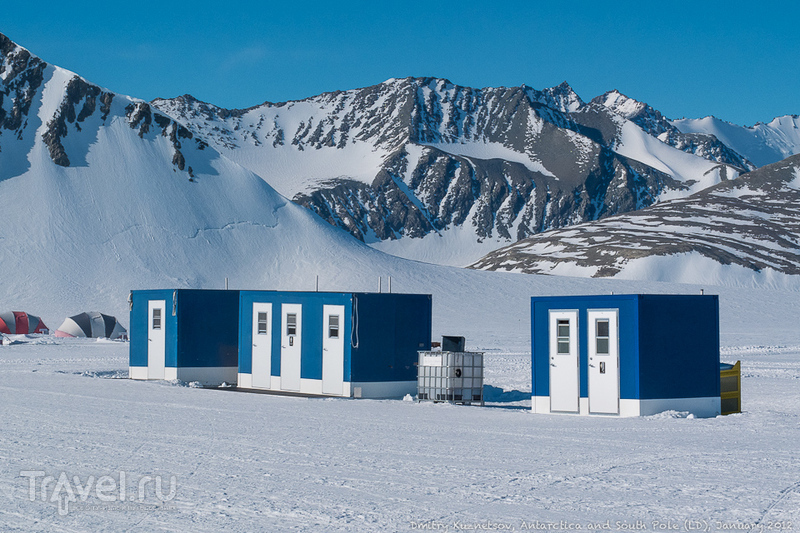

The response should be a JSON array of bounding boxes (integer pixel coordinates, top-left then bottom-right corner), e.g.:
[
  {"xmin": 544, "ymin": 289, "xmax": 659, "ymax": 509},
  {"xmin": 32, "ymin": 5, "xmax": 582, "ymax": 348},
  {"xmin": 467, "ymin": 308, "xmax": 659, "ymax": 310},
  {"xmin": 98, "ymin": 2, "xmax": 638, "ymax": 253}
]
[
  {"xmin": 0, "ymin": 311, "xmax": 48, "ymax": 334},
  {"xmin": 55, "ymin": 312, "xmax": 127, "ymax": 340}
]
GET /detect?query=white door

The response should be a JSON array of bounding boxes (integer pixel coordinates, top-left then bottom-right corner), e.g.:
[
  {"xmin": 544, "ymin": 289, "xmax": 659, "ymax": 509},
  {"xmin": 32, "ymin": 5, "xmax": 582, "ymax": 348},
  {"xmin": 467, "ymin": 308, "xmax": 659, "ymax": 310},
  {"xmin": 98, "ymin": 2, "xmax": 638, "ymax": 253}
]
[
  {"xmin": 588, "ymin": 309, "xmax": 620, "ymax": 414},
  {"xmin": 251, "ymin": 302, "xmax": 272, "ymax": 388},
  {"xmin": 280, "ymin": 304, "xmax": 302, "ymax": 391},
  {"xmin": 322, "ymin": 305, "xmax": 345, "ymax": 395},
  {"xmin": 549, "ymin": 310, "xmax": 579, "ymax": 413},
  {"xmin": 147, "ymin": 300, "xmax": 166, "ymax": 379}
]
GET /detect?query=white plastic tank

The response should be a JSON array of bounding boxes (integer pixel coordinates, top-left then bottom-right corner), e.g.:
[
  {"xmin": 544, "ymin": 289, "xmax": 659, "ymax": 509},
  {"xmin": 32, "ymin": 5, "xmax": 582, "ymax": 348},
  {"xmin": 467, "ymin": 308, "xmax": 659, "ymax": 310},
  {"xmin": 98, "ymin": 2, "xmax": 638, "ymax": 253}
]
[{"xmin": 417, "ymin": 337, "xmax": 484, "ymax": 405}]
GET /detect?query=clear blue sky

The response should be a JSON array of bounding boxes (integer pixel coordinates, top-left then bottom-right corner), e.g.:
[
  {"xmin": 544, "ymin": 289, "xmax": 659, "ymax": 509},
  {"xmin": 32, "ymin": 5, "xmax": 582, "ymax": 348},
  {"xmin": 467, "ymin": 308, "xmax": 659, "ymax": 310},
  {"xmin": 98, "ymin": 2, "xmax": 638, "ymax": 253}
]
[{"xmin": 5, "ymin": 1, "xmax": 798, "ymax": 126}]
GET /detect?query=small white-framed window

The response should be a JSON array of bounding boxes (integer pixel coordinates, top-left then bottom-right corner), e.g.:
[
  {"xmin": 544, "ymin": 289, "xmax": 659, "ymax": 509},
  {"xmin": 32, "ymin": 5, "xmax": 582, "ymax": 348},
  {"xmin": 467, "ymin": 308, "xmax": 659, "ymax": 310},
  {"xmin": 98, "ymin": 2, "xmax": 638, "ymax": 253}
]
[
  {"xmin": 286, "ymin": 314, "xmax": 297, "ymax": 336},
  {"xmin": 556, "ymin": 319, "xmax": 570, "ymax": 354},
  {"xmin": 152, "ymin": 308, "xmax": 162, "ymax": 330},
  {"xmin": 595, "ymin": 319, "xmax": 610, "ymax": 355},
  {"xmin": 257, "ymin": 312, "xmax": 268, "ymax": 335},
  {"xmin": 328, "ymin": 315, "xmax": 340, "ymax": 339}
]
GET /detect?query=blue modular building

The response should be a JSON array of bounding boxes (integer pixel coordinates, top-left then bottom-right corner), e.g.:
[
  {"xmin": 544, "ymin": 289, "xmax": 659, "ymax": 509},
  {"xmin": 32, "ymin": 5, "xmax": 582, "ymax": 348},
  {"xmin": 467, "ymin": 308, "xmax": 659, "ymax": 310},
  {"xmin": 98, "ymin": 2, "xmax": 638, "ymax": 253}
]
[
  {"xmin": 129, "ymin": 289, "xmax": 240, "ymax": 385},
  {"xmin": 238, "ymin": 291, "xmax": 432, "ymax": 398},
  {"xmin": 531, "ymin": 294, "xmax": 721, "ymax": 418}
]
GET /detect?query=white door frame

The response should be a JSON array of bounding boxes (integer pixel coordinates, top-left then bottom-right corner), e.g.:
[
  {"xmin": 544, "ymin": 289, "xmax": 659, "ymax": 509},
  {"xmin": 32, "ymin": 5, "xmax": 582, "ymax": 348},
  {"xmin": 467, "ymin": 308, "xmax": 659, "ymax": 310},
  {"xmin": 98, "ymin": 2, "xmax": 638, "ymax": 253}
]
[
  {"xmin": 147, "ymin": 300, "xmax": 166, "ymax": 379},
  {"xmin": 280, "ymin": 303, "xmax": 302, "ymax": 391},
  {"xmin": 322, "ymin": 305, "xmax": 345, "ymax": 395},
  {"xmin": 251, "ymin": 302, "xmax": 273, "ymax": 388},
  {"xmin": 587, "ymin": 309, "xmax": 620, "ymax": 415},
  {"xmin": 548, "ymin": 310, "xmax": 579, "ymax": 413}
]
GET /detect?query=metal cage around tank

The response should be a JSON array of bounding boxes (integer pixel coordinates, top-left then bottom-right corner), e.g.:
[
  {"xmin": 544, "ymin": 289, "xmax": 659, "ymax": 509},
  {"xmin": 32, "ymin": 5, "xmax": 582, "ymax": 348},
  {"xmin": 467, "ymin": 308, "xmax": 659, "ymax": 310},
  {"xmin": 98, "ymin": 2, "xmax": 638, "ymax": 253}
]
[{"xmin": 417, "ymin": 347, "xmax": 484, "ymax": 406}]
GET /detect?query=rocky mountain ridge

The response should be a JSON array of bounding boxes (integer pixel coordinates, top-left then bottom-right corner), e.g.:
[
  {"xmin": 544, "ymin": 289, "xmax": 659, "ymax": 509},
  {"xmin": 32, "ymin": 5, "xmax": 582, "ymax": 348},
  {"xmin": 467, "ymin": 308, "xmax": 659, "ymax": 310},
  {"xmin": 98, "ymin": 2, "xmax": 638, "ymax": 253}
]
[
  {"xmin": 469, "ymin": 154, "xmax": 800, "ymax": 282},
  {"xmin": 1, "ymin": 33, "xmax": 207, "ymax": 182},
  {"xmin": 153, "ymin": 77, "xmax": 769, "ymax": 265}
]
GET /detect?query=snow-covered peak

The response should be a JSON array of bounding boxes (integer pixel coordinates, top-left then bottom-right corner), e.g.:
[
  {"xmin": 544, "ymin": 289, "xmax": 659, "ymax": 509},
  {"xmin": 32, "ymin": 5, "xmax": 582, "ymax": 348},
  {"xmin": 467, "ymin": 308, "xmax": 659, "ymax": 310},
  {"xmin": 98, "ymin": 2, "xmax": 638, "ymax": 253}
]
[
  {"xmin": 591, "ymin": 90, "xmax": 671, "ymax": 136},
  {"xmin": 764, "ymin": 114, "xmax": 800, "ymax": 128},
  {"xmin": 1, "ymin": 32, "xmax": 38, "ymax": 76},
  {"xmin": 672, "ymin": 114, "xmax": 800, "ymax": 167},
  {"xmin": 532, "ymin": 81, "xmax": 584, "ymax": 113},
  {"xmin": 593, "ymin": 90, "xmax": 646, "ymax": 118},
  {"xmin": 151, "ymin": 93, "xmax": 251, "ymax": 124},
  {"xmin": 152, "ymin": 75, "xmax": 591, "ymax": 181},
  {"xmin": 587, "ymin": 90, "xmax": 755, "ymax": 172},
  {"xmin": 149, "ymin": 72, "xmax": 765, "ymax": 266}
]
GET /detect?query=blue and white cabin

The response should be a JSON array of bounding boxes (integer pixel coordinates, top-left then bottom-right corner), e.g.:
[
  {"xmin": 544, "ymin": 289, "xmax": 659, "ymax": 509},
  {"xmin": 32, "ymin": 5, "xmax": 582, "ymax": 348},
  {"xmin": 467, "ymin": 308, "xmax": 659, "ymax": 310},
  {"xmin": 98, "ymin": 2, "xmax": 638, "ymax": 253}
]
[
  {"xmin": 238, "ymin": 291, "xmax": 432, "ymax": 398},
  {"xmin": 129, "ymin": 289, "xmax": 240, "ymax": 385},
  {"xmin": 532, "ymin": 294, "xmax": 721, "ymax": 418}
]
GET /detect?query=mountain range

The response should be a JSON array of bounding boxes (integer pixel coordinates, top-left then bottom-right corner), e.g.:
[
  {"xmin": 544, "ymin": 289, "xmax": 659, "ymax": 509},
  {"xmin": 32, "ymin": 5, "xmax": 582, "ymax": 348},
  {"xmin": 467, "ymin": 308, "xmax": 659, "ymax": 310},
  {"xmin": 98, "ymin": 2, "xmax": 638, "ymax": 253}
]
[
  {"xmin": 151, "ymin": 78, "xmax": 800, "ymax": 267},
  {"xmin": 1, "ymin": 30, "xmax": 799, "ymax": 323}
]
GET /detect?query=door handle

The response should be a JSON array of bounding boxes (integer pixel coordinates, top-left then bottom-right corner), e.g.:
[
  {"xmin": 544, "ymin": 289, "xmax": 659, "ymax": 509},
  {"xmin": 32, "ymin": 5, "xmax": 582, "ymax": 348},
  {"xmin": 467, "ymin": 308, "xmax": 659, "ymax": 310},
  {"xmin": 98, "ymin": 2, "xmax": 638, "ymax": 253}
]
[
  {"xmin": 323, "ymin": 348, "xmax": 328, "ymax": 351},
  {"xmin": 589, "ymin": 364, "xmax": 596, "ymax": 368},
  {"xmin": 550, "ymin": 363, "xmax": 556, "ymax": 367},
  {"xmin": 253, "ymin": 344, "xmax": 257, "ymax": 347}
]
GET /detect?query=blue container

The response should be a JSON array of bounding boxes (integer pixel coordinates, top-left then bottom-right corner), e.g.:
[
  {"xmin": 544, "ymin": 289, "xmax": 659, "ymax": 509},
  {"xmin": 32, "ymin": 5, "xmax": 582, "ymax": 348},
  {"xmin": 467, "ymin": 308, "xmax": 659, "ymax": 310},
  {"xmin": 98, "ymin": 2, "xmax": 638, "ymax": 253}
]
[
  {"xmin": 531, "ymin": 294, "xmax": 721, "ymax": 417},
  {"xmin": 129, "ymin": 289, "xmax": 240, "ymax": 385},
  {"xmin": 238, "ymin": 291, "xmax": 432, "ymax": 398}
]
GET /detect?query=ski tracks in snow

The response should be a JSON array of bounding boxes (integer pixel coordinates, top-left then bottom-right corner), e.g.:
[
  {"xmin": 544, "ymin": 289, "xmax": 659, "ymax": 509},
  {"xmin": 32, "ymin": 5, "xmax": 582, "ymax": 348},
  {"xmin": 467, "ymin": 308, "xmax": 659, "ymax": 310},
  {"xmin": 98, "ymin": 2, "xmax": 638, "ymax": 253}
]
[{"xmin": 755, "ymin": 479, "xmax": 800, "ymax": 527}]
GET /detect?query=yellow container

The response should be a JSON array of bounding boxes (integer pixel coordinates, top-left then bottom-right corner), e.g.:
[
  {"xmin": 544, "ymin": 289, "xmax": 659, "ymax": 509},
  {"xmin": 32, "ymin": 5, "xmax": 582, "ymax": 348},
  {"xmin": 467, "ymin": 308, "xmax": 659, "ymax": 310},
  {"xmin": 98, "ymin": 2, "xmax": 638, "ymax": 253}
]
[{"xmin": 720, "ymin": 361, "xmax": 741, "ymax": 415}]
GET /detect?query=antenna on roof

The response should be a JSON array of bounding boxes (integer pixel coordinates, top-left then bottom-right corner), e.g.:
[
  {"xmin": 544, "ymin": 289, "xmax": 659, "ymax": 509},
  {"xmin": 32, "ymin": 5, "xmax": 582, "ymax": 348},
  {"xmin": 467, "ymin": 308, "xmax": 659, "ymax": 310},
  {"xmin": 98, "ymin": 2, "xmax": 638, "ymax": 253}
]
[
  {"xmin": 378, "ymin": 277, "xmax": 382, "ymax": 293},
  {"xmin": 315, "ymin": 275, "xmax": 319, "ymax": 292},
  {"xmin": 225, "ymin": 277, "xmax": 229, "ymax": 290},
  {"xmin": 388, "ymin": 276, "xmax": 392, "ymax": 293}
]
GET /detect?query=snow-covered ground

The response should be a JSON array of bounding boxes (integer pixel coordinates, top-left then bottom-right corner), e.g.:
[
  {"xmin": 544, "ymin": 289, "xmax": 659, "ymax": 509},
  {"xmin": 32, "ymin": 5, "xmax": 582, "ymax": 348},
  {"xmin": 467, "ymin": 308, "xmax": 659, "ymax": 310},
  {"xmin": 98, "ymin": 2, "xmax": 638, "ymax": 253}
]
[{"xmin": 1, "ymin": 280, "xmax": 798, "ymax": 532}]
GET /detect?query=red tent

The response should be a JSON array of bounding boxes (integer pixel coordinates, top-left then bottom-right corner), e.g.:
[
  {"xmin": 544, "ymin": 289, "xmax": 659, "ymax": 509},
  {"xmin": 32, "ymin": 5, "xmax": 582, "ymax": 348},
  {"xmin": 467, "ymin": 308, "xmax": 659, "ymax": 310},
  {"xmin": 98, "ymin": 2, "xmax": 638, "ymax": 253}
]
[{"xmin": 0, "ymin": 311, "xmax": 48, "ymax": 334}]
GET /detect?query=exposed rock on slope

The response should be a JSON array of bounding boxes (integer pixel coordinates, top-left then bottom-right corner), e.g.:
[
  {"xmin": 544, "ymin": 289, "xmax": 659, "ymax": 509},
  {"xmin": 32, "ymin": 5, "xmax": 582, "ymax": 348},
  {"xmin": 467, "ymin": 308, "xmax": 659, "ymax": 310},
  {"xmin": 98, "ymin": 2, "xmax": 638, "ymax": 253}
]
[{"xmin": 469, "ymin": 154, "xmax": 800, "ymax": 280}]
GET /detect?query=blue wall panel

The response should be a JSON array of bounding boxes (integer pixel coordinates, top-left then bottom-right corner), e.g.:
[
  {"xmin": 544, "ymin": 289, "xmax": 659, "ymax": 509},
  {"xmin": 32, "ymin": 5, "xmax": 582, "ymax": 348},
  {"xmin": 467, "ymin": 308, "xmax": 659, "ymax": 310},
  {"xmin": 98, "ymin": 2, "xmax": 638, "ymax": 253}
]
[
  {"xmin": 532, "ymin": 295, "xmax": 639, "ymax": 399},
  {"xmin": 176, "ymin": 290, "xmax": 239, "ymax": 368},
  {"xmin": 129, "ymin": 289, "xmax": 178, "ymax": 368},
  {"xmin": 130, "ymin": 290, "xmax": 238, "ymax": 369},
  {"xmin": 237, "ymin": 293, "xmax": 251, "ymax": 374},
  {"xmin": 299, "ymin": 299, "xmax": 324, "ymax": 380},
  {"xmin": 350, "ymin": 293, "xmax": 432, "ymax": 382},
  {"xmin": 637, "ymin": 295, "xmax": 720, "ymax": 399},
  {"xmin": 239, "ymin": 291, "xmax": 431, "ymax": 384}
]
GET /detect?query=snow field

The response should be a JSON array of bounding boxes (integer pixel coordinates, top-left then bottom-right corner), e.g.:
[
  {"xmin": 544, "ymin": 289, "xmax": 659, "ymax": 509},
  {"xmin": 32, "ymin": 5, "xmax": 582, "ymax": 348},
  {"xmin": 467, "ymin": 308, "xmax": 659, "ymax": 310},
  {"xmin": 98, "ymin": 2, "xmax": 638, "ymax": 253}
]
[{"xmin": 0, "ymin": 335, "xmax": 798, "ymax": 532}]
